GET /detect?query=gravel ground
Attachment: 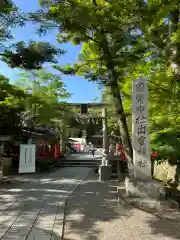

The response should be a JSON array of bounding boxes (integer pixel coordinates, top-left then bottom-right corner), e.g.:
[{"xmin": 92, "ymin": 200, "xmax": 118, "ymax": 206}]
[{"xmin": 63, "ymin": 171, "xmax": 180, "ymax": 240}]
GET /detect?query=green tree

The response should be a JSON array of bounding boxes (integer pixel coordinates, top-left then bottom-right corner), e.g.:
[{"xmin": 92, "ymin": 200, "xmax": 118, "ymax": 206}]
[
  {"xmin": 118, "ymin": 56, "xmax": 180, "ymax": 161},
  {"xmin": 14, "ymin": 69, "xmax": 71, "ymax": 143},
  {"xmin": 34, "ymin": 0, "xmax": 180, "ymax": 164},
  {"xmin": 36, "ymin": 0, "xmax": 148, "ymax": 163},
  {"xmin": 0, "ymin": 74, "xmax": 25, "ymax": 136},
  {"xmin": 2, "ymin": 41, "xmax": 65, "ymax": 70},
  {"xmin": 0, "ymin": 0, "xmax": 63, "ymax": 70}
]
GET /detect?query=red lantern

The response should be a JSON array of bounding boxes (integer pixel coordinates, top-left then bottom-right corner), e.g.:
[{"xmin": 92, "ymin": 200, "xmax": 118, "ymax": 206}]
[{"xmin": 151, "ymin": 151, "xmax": 158, "ymax": 160}]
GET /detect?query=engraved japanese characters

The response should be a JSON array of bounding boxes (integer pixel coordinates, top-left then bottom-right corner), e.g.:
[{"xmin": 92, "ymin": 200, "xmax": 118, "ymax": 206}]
[{"xmin": 132, "ymin": 78, "xmax": 151, "ymax": 179}]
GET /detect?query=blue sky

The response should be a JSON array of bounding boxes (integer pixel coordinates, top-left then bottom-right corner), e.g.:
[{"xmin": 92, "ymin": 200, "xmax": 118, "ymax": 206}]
[{"xmin": 0, "ymin": 0, "xmax": 101, "ymax": 103}]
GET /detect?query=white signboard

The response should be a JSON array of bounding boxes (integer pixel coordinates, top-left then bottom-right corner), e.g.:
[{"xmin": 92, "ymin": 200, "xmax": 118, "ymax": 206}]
[
  {"xmin": 19, "ymin": 144, "xmax": 36, "ymax": 173},
  {"xmin": 132, "ymin": 78, "xmax": 151, "ymax": 180}
]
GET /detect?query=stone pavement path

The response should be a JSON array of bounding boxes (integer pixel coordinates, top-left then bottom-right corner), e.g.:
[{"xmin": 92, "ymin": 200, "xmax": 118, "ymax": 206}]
[
  {"xmin": 0, "ymin": 166, "xmax": 90, "ymax": 240},
  {"xmin": 64, "ymin": 172, "xmax": 180, "ymax": 240}
]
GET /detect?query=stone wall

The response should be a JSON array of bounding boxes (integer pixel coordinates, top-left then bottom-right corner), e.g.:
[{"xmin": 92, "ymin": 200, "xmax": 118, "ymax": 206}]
[{"xmin": 153, "ymin": 160, "xmax": 178, "ymax": 185}]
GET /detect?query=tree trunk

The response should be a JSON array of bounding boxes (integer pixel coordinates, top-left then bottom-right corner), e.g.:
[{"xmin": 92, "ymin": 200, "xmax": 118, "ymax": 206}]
[
  {"xmin": 84, "ymin": 3, "xmax": 133, "ymax": 166},
  {"xmin": 21, "ymin": 135, "xmax": 30, "ymax": 144},
  {"xmin": 110, "ymin": 79, "xmax": 133, "ymax": 163},
  {"xmin": 99, "ymin": 32, "xmax": 133, "ymax": 164},
  {"xmin": 60, "ymin": 125, "xmax": 67, "ymax": 153},
  {"xmin": 21, "ymin": 128, "xmax": 33, "ymax": 144}
]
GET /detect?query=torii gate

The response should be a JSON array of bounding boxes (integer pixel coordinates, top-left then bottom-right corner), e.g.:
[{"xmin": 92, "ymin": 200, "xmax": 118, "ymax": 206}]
[
  {"xmin": 67, "ymin": 102, "xmax": 109, "ymax": 155},
  {"xmin": 67, "ymin": 102, "xmax": 111, "ymax": 180}
]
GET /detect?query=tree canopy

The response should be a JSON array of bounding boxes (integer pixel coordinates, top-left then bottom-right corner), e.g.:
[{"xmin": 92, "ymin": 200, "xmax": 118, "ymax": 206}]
[
  {"xmin": 0, "ymin": 0, "xmax": 64, "ymax": 70},
  {"xmin": 28, "ymin": 0, "xmax": 180, "ymax": 162},
  {"xmin": 1, "ymin": 0, "xmax": 180, "ymax": 163},
  {"xmin": 0, "ymin": 1, "xmax": 72, "ymax": 143}
]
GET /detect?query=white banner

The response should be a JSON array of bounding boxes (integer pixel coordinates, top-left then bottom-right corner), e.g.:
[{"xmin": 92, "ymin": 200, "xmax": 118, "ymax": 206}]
[
  {"xmin": 132, "ymin": 78, "xmax": 151, "ymax": 180},
  {"xmin": 19, "ymin": 144, "xmax": 36, "ymax": 173}
]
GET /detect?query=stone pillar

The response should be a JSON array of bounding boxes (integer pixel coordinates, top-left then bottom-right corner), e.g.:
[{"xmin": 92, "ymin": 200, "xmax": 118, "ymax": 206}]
[
  {"xmin": 99, "ymin": 106, "xmax": 111, "ymax": 181},
  {"xmin": 124, "ymin": 77, "xmax": 165, "ymax": 200},
  {"xmin": 81, "ymin": 130, "xmax": 87, "ymax": 152},
  {"xmin": 102, "ymin": 107, "xmax": 109, "ymax": 158},
  {"xmin": 132, "ymin": 77, "xmax": 151, "ymax": 181}
]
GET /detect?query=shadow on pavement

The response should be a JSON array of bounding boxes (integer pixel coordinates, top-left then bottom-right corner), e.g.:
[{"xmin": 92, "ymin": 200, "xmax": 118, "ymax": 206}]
[
  {"xmin": 0, "ymin": 167, "xmax": 89, "ymax": 239},
  {"xmin": 0, "ymin": 166, "xmax": 180, "ymax": 239},
  {"xmin": 63, "ymin": 171, "xmax": 180, "ymax": 240},
  {"xmin": 63, "ymin": 171, "xmax": 132, "ymax": 240}
]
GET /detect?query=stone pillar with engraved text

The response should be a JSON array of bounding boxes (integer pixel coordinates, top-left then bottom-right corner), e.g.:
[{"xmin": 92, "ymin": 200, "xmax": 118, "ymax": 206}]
[{"xmin": 132, "ymin": 78, "xmax": 151, "ymax": 180}]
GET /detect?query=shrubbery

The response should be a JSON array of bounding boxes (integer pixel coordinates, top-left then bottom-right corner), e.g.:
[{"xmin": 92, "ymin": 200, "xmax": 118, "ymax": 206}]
[{"xmin": 150, "ymin": 129, "xmax": 180, "ymax": 163}]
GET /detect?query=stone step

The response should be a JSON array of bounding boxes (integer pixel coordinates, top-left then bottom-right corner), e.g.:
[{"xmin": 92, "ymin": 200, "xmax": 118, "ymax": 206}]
[
  {"xmin": 59, "ymin": 162, "xmax": 99, "ymax": 165},
  {"xmin": 62, "ymin": 159, "xmax": 101, "ymax": 161},
  {"xmin": 60, "ymin": 165, "xmax": 98, "ymax": 168},
  {"xmin": 59, "ymin": 161, "xmax": 100, "ymax": 164},
  {"xmin": 64, "ymin": 159, "xmax": 101, "ymax": 162},
  {"xmin": 58, "ymin": 160, "xmax": 100, "ymax": 168}
]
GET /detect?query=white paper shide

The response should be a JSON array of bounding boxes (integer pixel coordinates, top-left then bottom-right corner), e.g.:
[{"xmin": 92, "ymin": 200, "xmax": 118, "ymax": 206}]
[{"xmin": 132, "ymin": 78, "xmax": 151, "ymax": 180}]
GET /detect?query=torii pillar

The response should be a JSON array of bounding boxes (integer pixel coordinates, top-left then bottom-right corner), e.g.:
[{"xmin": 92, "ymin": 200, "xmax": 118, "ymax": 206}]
[{"xmin": 99, "ymin": 106, "xmax": 112, "ymax": 181}]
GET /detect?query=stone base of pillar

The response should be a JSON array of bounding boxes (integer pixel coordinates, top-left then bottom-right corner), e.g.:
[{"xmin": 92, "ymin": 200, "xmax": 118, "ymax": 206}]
[
  {"xmin": 117, "ymin": 176, "xmax": 180, "ymax": 213},
  {"xmin": 99, "ymin": 165, "xmax": 112, "ymax": 181},
  {"xmin": 124, "ymin": 176, "xmax": 165, "ymax": 200}
]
